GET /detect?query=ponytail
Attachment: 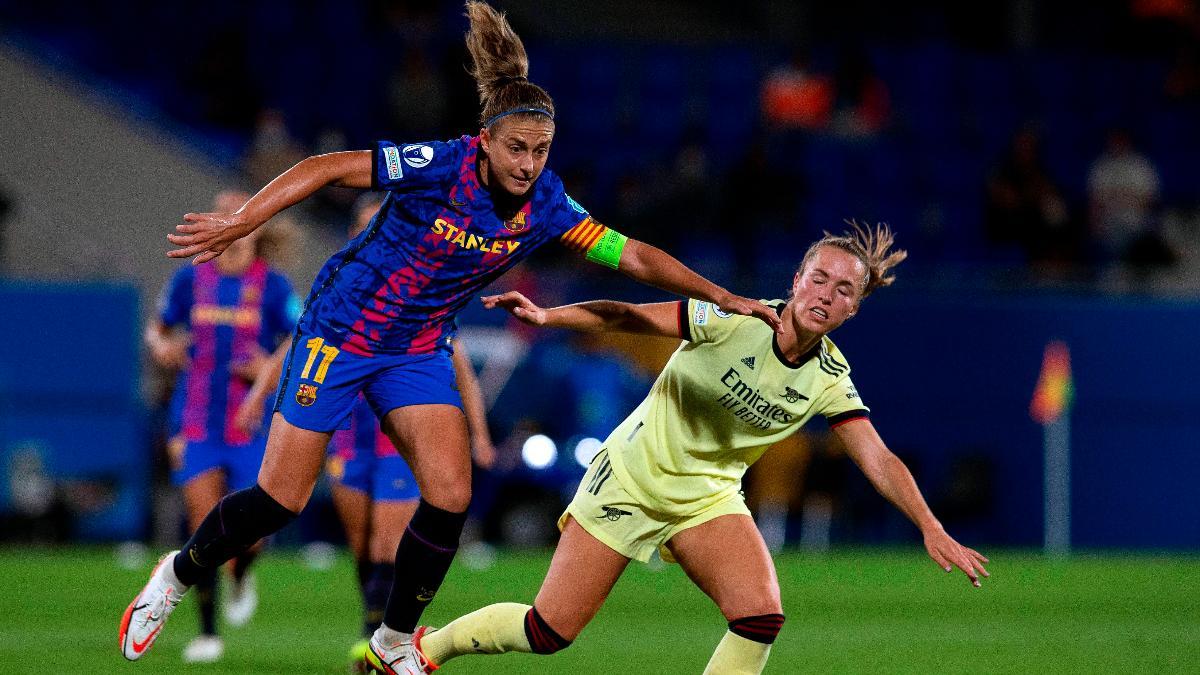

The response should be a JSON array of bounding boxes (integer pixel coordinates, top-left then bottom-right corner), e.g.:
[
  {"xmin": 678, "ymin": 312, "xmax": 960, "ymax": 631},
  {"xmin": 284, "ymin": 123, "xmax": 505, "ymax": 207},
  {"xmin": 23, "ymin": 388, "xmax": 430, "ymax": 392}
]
[{"xmin": 464, "ymin": 2, "xmax": 555, "ymax": 128}]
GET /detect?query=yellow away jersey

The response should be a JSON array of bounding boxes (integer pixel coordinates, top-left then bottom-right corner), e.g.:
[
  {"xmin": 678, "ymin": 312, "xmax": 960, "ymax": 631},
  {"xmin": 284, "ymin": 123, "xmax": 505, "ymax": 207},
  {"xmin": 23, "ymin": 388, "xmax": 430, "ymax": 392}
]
[{"xmin": 601, "ymin": 298, "xmax": 869, "ymax": 516}]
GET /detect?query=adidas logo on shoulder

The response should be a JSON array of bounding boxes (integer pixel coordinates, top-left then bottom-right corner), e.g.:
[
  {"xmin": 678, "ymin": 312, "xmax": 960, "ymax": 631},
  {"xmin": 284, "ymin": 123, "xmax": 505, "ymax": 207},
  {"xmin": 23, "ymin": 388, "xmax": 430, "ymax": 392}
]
[{"xmin": 741, "ymin": 356, "xmax": 756, "ymax": 369}]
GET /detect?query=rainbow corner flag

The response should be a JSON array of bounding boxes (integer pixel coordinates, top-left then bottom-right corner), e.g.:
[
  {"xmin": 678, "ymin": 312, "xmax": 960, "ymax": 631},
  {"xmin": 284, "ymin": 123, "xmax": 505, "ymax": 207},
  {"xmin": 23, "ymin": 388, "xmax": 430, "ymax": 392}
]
[{"xmin": 1030, "ymin": 341, "xmax": 1074, "ymax": 425}]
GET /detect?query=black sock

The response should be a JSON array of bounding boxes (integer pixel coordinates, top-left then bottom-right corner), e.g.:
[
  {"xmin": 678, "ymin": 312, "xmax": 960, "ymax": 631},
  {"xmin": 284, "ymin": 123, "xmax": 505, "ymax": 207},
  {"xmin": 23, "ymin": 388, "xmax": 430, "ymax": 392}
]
[
  {"xmin": 195, "ymin": 567, "xmax": 219, "ymax": 636},
  {"xmin": 381, "ymin": 499, "xmax": 468, "ymax": 633},
  {"xmin": 232, "ymin": 550, "xmax": 258, "ymax": 583},
  {"xmin": 174, "ymin": 484, "xmax": 296, "ymax": 587},
  {"xmin": 355, "ymin": 557, "xmax": 372, "ymax": 596},
  {"xmin": 363, "ymin": 562, "xmax": 394, "ymax": 637}
]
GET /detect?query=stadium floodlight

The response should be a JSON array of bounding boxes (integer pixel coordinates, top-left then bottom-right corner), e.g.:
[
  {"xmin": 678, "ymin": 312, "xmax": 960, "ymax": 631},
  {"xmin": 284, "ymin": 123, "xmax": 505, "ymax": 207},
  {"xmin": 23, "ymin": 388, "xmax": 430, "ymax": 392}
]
[
  {"xmin": 573, "ymin": 437, "xmax": 602, "ymax": 468},
  {"xmin": 521, "ymin": 434, "xmax": 558, "ymax": 469}
]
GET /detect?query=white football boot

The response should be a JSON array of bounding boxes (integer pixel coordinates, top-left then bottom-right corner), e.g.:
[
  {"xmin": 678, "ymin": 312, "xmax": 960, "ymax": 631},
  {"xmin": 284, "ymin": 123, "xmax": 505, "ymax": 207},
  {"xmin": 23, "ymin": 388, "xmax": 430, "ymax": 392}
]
[
  {"xmin": 118, "ymin": 551, "xmax": 187, "ymax": 660},
  {"xmin": 223, "ymin": 572, "xmax": 258, "ymax": 627},
  {"xmin": 182, "ymin": 635, "xmax": 225, "ymax": 663},
  {"xmin": 364, "ymin": 626, "xmax": 437, "ymax": 674}
]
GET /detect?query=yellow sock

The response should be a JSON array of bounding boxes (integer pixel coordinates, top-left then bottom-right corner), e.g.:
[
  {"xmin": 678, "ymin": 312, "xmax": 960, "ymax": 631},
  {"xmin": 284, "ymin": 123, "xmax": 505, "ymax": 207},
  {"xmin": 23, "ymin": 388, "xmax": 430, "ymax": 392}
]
[
  {"xmin": 702, "ymin": 631, "xmax": 772, "ymax": 675},
  {"xmin": 419, "ymin": 602, "xmax": 532, "ymax": 666}
]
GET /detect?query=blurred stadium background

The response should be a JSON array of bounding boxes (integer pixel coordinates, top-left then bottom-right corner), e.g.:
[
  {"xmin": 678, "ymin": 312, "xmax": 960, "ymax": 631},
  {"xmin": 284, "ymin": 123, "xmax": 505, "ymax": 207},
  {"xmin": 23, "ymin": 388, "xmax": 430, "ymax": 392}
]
[{"xmin": 0, "ymin": 1, "xmax": 1196, "ymax": 672}]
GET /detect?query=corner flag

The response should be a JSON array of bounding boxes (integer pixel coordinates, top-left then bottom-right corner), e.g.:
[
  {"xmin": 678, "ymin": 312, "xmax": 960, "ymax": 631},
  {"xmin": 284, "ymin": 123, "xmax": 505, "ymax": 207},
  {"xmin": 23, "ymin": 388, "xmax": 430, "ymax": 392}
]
[
  {"xmin": 1031, "ymin": 341, "xmax": 1073, "ymax": 425},
  {"xmin": 1032, "ymin": 340, "xmax": 1073, "ymax": 557}
]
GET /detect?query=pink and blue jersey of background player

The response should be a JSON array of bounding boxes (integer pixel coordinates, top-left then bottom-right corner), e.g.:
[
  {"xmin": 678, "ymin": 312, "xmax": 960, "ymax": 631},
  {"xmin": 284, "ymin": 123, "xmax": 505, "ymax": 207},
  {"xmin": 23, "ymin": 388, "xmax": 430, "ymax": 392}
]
[
  {"xmin": 159, "ymin": 259, "xmax": 300, "ymax": 446},
  {"xmin": 299, "ymin": 135, "xmax": 590, "ymax": 356}
]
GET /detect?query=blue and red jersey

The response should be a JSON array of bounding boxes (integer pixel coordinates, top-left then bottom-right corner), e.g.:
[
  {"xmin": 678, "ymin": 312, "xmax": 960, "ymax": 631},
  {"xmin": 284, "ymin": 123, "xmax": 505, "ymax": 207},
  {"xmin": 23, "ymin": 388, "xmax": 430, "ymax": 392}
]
[
  {"xmin": 159, "ymin": 259, "xmax": 300, "ymax": 446},
  {"xmin": 299, "ymin": 135, "xmax": 594, "ymax": 356}
]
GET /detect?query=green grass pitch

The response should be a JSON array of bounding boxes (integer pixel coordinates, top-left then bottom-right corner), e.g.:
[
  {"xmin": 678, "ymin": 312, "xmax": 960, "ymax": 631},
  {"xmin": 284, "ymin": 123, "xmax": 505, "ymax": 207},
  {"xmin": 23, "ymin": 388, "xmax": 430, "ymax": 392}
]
[{"xmin": 4, "ymin": 546, "xmax": 1196, "ymax": 673}]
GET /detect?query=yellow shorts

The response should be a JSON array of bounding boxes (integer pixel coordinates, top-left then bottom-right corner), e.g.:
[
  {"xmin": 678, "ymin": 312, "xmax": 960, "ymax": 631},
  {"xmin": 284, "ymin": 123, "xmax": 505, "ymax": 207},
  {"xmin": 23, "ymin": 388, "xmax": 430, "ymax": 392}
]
[{"xmin": 558, "ymin": 449, "xmax": 751, "ymax": 563}]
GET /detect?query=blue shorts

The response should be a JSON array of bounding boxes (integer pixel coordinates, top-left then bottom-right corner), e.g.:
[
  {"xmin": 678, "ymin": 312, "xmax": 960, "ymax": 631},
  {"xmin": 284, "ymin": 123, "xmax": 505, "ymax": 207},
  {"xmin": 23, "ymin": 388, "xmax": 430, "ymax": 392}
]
[
  {"xmin": 328, "ymin": 451, "xmax": 421, "ymax": 502},
  {"xmin": 273, "ymin": 334, "xmax": 462, "ymax": 433},
  {"xmin": 170, "ymin": 436, "xmax": 266, "ymax": 489}
]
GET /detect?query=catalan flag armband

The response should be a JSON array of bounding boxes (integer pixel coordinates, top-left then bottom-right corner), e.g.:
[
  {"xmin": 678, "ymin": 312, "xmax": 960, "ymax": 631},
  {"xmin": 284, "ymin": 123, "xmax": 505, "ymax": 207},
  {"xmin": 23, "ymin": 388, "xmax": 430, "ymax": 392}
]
[{"xmin": 560, "ymin": 217, "xmax": 628, "ymax": 270}]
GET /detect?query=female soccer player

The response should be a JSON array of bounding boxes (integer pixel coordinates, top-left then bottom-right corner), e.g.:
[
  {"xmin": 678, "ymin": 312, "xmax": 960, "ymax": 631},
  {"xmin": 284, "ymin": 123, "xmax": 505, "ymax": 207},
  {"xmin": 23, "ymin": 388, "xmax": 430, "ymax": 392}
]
[
  {"xmin": 402, "ymin": 224, "xmax": 990, "ymax": 675},
  {"xmin": 119, "ymin": 1, "xmax": 779, "ymax": 666},
  {"xmin": 145, "ymin": 190, "xmax": 299, "ymax": 663},
  {"xmin": 332, "ymin": 342, "xmax": 495, "ymax": 672},
  {"xmin": 234, "ymin": 194, "xmax": 496, "ymax": 671}
]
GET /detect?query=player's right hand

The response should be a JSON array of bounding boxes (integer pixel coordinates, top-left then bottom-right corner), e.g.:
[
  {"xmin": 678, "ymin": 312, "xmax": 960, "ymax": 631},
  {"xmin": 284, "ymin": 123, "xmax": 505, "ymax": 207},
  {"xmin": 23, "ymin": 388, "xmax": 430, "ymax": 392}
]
[
  {"xmin": 472, "ymin": 441, "xmax": 497, "ymax": 470},
  {"xmin": 233, "ymin": 395, "xmax": 264, "ymax": 436},
  {"xmin": 923, "ymin": 526, "xmax": 990, "ymax": 588},
  {"xmin": 717, "ymin": 293, "xmax": 783, "ymax": 333},
  {"xmin": 231, "ymin": 346, "xmax": 271, "ymax": 383},
  {"xmin": 167, "ymin": 212, "xmax": 258, "ymax": 265},
  {"xmin": 150, "ymin": 336, "xmax": 189, "ymax": 370},
  {"xmin": 481, "ymin": 291, "xmax": 547, "ymax": 326}
]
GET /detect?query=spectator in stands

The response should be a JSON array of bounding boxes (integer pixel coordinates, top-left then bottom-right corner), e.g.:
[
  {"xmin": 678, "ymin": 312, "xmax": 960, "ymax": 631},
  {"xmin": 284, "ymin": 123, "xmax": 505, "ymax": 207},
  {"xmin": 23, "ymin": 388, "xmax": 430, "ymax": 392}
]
[
  {"xmin": 659, "ymin": 137, "xmax": 720, "ymax": 235},
  {"xmin": 184, "ymin": 25, "xmax": 260, "ymax": 131},
  {"xmin": 388, "ymin": 44, "xmax": 450, "ymax": 140},
  {"xmin": 720, "ymin": 138, "xmax": 799, "ymax": 277},
  {"xmin": 1165, "ymin": 44, "xmax": 1200, "ymax": 101},
  {"xmin": 829, "ymin": 46, "xmax": 891, "ymax": 138},
  {"xmin": 984, "ymin": 127, "xmax": 1075, "ymax": 266},
  {"xmin": 761, "ymin": 47, "xmax": 833, "ymax": 131},
  {"xmin": 1087, "ymin": 128, "xmax": 1172, "ymax": 269},
  {"xmin": 761, "ymin": 45, "xmax": 889, "ymax": 139},
  {"xmin": 242, "ymin": 109, "xmax": 307, "ymax": 191}
]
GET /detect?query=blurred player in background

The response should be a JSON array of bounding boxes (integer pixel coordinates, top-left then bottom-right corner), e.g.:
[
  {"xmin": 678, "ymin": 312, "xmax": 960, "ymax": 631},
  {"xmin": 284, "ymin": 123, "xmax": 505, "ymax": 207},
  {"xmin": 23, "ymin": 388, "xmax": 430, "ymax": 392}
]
[
  {"xmin": 143, "ymin": 190, "xmax": 299, "ymax": 663},
  {"xmin": 235, "ymin": 194, "xmax": 496, "ymax": 672},
  {"xmin": 121, "ymin": 1, "xmax": 781, "ymax": 667},
  {"xmin": 414, "ymin": 224, "xmax": 989, "ymax": 675}
]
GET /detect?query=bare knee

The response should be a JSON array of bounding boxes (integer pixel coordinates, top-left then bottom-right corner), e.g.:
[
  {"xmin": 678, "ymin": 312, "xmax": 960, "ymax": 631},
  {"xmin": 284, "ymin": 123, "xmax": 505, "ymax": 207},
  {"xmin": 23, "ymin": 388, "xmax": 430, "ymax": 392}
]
[
  {"xmin": 719, "ymin": 583, "xmax": 782, "ymax": 622},
  {"xmin": 256, "ymin": 428, "xmax": 330, "ymax": 512},
  {"xmin": 256, "ymin": 470, "xmax": 317, "ymax": 513},
  {"xmin": 419, "ymin": 475, "xmax": 472, "ymax": 513},
  {"xmin": 721, "ymin": 576, "xmax": 784, "ymax": 643}
]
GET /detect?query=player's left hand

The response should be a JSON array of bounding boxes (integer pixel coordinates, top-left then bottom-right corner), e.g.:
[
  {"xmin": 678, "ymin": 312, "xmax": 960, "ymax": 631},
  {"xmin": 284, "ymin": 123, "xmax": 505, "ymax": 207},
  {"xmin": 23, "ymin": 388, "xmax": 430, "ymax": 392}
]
[
  {"xmin": 232, "ymin": 346, "xmax": 271, "ymax": 382},
  {"xmin": 233, "ymin": 396, "xmax": 264, "ymax": 436},
  {"xmin": 472, "ymin": 441, "xmax": 497, "ymax": 470},
  {"xmin": 481, "ymin": 291, "xmax": 547, "ymax": 325},
  {"xmin": 168, "ymin": 212, "xmax": 259, "ymax": 265},
  {"xmin": 923, "ymin": 526, "xmax": 990, "ymax": 588},
  {"xmin": 716, "ymin": 293, "xmax": 783, "ymax": 333}
]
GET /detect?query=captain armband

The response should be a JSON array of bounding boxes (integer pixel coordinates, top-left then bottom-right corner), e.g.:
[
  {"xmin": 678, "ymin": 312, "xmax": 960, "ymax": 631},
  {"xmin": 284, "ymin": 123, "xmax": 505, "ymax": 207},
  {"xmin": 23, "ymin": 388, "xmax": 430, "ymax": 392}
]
[
  {"xmin": 586, "ymin": 227, "xmax": 628, "ymax": 270},
  {"xmin": 560, "ymin": 217, "xmax": 629, "ymax": 270}
]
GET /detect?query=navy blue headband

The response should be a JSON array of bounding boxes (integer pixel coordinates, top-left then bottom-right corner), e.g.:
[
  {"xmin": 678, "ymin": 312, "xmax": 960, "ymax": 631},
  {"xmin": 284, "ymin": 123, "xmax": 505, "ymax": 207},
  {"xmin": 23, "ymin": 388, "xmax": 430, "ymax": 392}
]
[{"xmin": 483, "ymin": 106, "xmax": 554, "ymax": 128}]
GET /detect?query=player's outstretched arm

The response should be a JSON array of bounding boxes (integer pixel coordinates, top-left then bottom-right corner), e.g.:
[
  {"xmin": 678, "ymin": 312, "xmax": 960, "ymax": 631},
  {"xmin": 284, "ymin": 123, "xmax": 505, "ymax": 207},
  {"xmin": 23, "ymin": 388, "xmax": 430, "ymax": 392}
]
[
  {"xmin": 481, "ymin": 291, "xmax": 682, "ymax": 338},
  {"xmin": 834, "ymin": 418, "xmax": 991, "ymax": 587},
  {"xmin": 168, "ymin": 151, "xmax": 373, "ymax": 264},
  {"xmin": 617, "ymin": 238, "xmax": 782, "ymax": 333}
]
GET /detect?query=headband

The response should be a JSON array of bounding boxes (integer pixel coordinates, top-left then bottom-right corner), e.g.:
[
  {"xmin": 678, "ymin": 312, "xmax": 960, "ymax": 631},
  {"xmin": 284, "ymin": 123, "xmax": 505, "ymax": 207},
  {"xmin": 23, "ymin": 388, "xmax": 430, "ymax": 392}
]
[{"xmin": 483, "ymin": 106, "xmax": 554, "ymax": 128}]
